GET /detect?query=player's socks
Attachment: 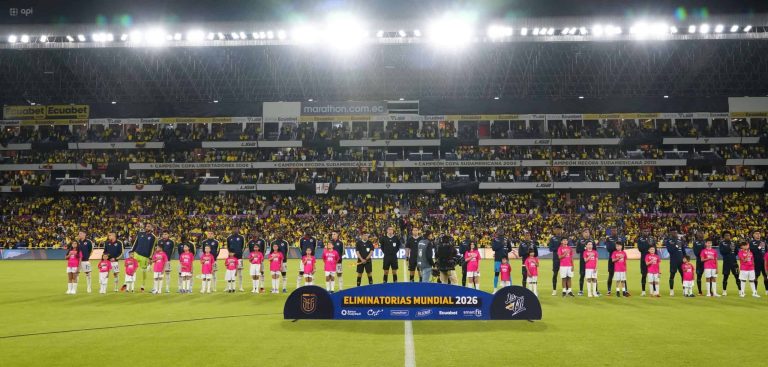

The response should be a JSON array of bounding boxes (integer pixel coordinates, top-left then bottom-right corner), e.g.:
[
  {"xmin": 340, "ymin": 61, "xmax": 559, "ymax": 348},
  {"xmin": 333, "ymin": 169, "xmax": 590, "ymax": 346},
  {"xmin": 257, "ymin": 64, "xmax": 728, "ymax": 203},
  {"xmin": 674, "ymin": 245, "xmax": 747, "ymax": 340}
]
[
  {"xmin": 86, "ymin": 273, "xmax": 92, "ymax": 293},
  {"xmin": 281, "ymin": 276, "xmax": 287, "ymax": 291},
  {"xmin": 158, "ymin": 279, "xmax": 164, "ymax": 293},
  {"xmin": 393, "ymin": 274, "xmax": 398, "ymax": 283},
  {"xmin": 368, "ymin": 276, "xmax": 373, "ymax": 285},
  {"xmin": 297, "ymin": 275, "xmax": 301, "ymax": 288},
  {"xmin": 356, "ymin": 277, "xmax": 361, "ymax": 287},
  {"xmin": 409, "ymin": 275, "xmax": 415, "ymax": 282},
  {"xmin": 212, "ymin": 274, "xmax": 217, "ymax": 291},
  {"xmin": 238, "ymin": 272, "xmax": 243, "ymax": 291},
  {"xmin": 114, "ymin": 277, "xmax": 119, "ymax": 292},
  {"xmin": 165, "ymin": 274, "xmax": 170, "ymax": 292},
  {"xmin": 383, "ymin": 274, "xmax": 388, "ymax": 283},
  {"xmin": 493, "ymin": 273, "xmax": 499, "ymax": 289},
  {"xmin": 338, "ymin": 277, "xmax": 343, "ymax": 290}
]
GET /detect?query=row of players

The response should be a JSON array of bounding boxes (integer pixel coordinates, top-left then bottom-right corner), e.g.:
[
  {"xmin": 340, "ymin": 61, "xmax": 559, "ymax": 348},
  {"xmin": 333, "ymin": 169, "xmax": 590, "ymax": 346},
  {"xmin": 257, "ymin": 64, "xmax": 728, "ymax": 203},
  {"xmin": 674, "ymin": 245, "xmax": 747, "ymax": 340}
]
[{"xmin": 61, "ymin": 224, "xmax": 768, "ymax": 298}]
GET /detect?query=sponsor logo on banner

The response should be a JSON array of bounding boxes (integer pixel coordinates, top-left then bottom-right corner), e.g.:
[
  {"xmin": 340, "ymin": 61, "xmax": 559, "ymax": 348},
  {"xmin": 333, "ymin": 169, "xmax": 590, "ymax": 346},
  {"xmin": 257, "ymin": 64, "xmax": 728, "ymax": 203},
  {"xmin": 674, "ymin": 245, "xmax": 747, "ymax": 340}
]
[
  {"xmin": 415, "ymin": 309, "xmax": 433, "ymax": 318},
  {"xmin": 340, "ymin": 309, "xmax": 362, "ymax": 316},
  {"xmin": 3, "ymin": 105, "xmax": 89, "ymax": 120},
  {"xmin": 462, "ymin": 309, "xmax": 483, "ymax": 318},
  {"xmin": 390, "ymin": 310, "xmax": 410, "ymax": 317},
  {"xmin": 301, "ymin": 293, "xmax": 318, "ymax": 314},
  {"xmin": 367, "ymin": 309, "xmax": 384, "ymax": 317},
  {"xmin": 302, "ymin": 101, "xmax": 386, "ymax": 116},
  {"xmin": 438, "ymin": 311, "xmax": 458, "ymax": 316},
  {"xmin": 504, "ymin": 293, "xmax": 527, "ymax": 317}
]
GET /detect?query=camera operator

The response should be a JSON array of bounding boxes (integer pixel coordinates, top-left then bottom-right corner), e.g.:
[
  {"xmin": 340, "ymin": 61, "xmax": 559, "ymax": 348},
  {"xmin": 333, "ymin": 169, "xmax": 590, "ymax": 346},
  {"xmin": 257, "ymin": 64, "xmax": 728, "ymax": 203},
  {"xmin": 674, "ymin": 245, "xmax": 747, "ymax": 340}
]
[{"xmin": 436, "ymin": 234, "xmax": 459, "ymax": 285}]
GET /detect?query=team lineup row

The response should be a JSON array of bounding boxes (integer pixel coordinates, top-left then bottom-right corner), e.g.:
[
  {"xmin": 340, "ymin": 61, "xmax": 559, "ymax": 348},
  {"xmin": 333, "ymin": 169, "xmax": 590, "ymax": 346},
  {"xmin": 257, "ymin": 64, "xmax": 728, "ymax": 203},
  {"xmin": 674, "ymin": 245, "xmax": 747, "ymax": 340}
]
[{"xmin": 60, "ymin": 224, "xmax": 768, "ymax": 299}]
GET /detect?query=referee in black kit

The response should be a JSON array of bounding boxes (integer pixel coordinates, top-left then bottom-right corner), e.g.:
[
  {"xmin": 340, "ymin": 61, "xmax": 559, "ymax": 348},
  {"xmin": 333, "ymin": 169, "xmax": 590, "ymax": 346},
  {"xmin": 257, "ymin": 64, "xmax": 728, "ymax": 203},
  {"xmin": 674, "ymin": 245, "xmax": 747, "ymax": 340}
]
[
  {"xmin": 379, "ymin": 226, "xmax": 402, "ymax": 283},
  {"xmin": 356, "ymin": 231, "xmax": 375, "ymax": 286}
]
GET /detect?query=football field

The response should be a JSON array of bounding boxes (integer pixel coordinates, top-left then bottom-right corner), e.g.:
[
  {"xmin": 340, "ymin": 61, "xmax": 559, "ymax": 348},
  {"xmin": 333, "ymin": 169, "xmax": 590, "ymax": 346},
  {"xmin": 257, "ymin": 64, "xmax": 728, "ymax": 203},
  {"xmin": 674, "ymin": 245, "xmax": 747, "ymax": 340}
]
[{"xmin": 0, "ymin": 259, "xmax": 765, "ymax": 367}]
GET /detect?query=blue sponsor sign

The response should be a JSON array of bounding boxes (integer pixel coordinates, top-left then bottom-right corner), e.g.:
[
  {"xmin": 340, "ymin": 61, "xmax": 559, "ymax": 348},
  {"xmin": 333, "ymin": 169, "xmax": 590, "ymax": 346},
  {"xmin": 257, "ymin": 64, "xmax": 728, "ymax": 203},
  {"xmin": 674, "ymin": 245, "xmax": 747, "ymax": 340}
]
[{"xmin": 284, "ymin": 282, "xmax": 542, "ymax": 321}]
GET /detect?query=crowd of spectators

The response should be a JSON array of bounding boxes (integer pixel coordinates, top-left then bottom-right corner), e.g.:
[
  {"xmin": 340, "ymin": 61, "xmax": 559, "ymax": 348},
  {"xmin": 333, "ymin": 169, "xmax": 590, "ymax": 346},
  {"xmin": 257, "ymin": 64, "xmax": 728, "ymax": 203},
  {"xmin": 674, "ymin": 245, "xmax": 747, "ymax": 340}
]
[
  {"xmin": 2, "ymin": 118, "xmax": 764, "ymax": 145},
  {"xmin": 1, "ymin": 192, "xmax": 765, "ymax": 250}
]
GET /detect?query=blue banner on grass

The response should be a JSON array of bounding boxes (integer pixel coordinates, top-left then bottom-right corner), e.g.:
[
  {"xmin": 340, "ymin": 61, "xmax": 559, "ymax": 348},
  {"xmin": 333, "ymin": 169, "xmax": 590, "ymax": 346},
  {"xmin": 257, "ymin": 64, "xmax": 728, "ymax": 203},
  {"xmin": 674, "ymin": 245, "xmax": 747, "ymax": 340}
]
[{"xmin": 284, "ymin": 282, "xmax": 542, "ymax": 321}]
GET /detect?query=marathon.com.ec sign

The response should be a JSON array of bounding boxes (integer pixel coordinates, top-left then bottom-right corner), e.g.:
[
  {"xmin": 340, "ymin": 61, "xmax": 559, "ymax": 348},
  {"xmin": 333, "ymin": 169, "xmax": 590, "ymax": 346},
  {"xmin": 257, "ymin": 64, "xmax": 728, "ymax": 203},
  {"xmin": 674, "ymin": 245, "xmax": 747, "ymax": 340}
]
[
  {"xmin": 284, "ymin": 283, "xmax": 542, "ymax": 321},
  {"xmin": 3, "ymin": 105, "xmax": 90, "ymax": 120},
  {"xmin": 301, "ymin": 101, "xmax": 386, "ymax": 116}
]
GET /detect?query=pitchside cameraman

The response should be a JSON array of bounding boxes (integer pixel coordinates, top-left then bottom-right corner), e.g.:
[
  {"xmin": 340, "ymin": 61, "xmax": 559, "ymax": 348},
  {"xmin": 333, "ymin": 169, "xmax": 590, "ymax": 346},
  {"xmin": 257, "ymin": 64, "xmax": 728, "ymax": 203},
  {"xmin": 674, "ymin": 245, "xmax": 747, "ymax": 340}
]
[{"xmin": 436, "ymin": 235, "xmax": 459, "ymax": 285}]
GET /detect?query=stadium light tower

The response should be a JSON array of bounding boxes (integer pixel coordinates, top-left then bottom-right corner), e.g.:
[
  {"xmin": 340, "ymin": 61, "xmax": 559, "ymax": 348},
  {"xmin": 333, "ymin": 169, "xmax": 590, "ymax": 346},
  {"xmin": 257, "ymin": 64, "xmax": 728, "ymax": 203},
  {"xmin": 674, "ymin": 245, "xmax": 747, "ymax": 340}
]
[
  {"xmin": 186, "ymin": 30, "xmax": 205, "ymax": 43},
  {"xmin": 323, "ymin": 12, "xmax": 367, "ymax": 52},
  {"xmin": 427, "ymin": 11, "xmax": 475, "ymax": 49}
]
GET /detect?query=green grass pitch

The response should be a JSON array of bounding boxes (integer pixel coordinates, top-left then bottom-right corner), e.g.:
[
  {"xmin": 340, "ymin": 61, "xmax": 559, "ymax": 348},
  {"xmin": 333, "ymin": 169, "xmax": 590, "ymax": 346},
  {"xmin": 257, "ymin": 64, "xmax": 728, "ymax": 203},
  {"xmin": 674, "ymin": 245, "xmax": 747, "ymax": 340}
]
[{"xmin": 0, "ymin": 259, "xmax": 765, "ymax": 367}]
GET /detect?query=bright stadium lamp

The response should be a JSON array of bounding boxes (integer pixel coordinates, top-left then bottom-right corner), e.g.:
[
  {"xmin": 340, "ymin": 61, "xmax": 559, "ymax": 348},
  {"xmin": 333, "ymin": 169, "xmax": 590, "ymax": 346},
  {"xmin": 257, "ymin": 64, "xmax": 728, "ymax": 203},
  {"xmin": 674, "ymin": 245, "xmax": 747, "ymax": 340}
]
[
  {"xmin": 277, "ymin": 30, "xmax": 287, "ymax": 40},
  {"xmin": 66, "ymin": 35, "xmax": 74, "ymax": 42},
  {"xmin": 547, "ymin": 27, "xmax": 555, "ymax": 35},
  {"xmin": 174, "ymin": 33, "xmax": 182, "ymax": 41},
  {"xmin": 39, "ymin": 35, "xmax": 47, "ymax": 42},
  {"xmin": 688, "ymin": 25, "xmax": 696, "ymax": 33},
  {"xmin": 520, "ymin": 27, "xmax": 528, "ymax": 36},
  {"xmin": 376, "ymin": 30, "xmax": 384, "ymax": 38},
  {"xmin": 532, "ymin": 27, "xmax": 540, "ymax": 36},
  {"xmin": 20, "ymin": 34, "xmax": 29, "ymax": 43},
  {"xmin": 413, "ymin": 29, "xmax": 421, "ymax": 37},
  {"xmin": 217, "ymin": 32, "xmax": 225, "ymax": 40},
  {"xmin": 119, "ymin": 34, "xmax": 128, "ymax": 41},
  {"xmin": 579, "ymin": 27, "xmax": 587, "ymax": 35},
  {"xmin": 562, "ymin": 28, "xmax": 570, "ymax": 35},
  {"xmin": 231, "ymin": 32, "xmax": 240, "ymax": 40},
  {"xmin": 291, "ymin": 24, "xmax": 318, "ymax": 44},
  {"xmin": 669, "ymin": 26, "xmax": 678, "ymax": 34},
  {"xmin": 323, "ymin": 12, "xmax": 368, "ymax": 51},
  {"xmin": 730, "ymin": 25, "xmax": 739, "ymax": 33},
  {"xmin": 592, "ymin": 25, "xmax": 604, "ymax": 37},
  {"xmin": 487, "ymin": 25, "xmax": 512, "ymax": 40},
  {"xmin": 398, "ymin": 29, "xmax": 407, "ymax": 37},
  {"xmin": 206, "ymin": 32, "xmax": 215, "ymax": 40},
  {"xmin": 186, "ymin": 30, "xmax": 205, "ymax": 43},
  {"xmin": 8, "ymin": 35, "xmax": 17, "ymax": 43},
  {"xmin": 426, "ymin": 12, "xmax": 475, "ymax": 49},
  {"xmin": 714, "ymin": 24, "xmax": 724, "ymax": 33},
  {"xmin": 699, "ymin": 24, "xmax": 710, "ymax": 33},
  {"xmin": 266, "ymin": 31, "xmax": 274, "ymax": 39},
  {"xmin": 105, "ymin": 33, "xmax": 114, "ymax": 42},
  {"xmin": 743, "ymin": 25, "xmax": 752, "ymax": 32},
  {"xmin": 145, "ymin": 28, "xmax": 167, "ymax": 45},
  {"xmin": 129, "ymin": 30, "xmax": 143, "ymax": 43}
]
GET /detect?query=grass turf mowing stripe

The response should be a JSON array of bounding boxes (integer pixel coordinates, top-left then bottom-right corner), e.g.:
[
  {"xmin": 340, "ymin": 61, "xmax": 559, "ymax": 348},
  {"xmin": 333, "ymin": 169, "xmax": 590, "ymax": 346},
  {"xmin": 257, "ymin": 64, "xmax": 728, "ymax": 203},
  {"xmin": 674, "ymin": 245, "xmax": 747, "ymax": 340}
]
[
  {"xmin": 0, "ymin": 312, "xmax": 282, "ymax": 339},
  {"xmin": 405, "ymin": 320, "xmax": 416, "ymax": 367}
]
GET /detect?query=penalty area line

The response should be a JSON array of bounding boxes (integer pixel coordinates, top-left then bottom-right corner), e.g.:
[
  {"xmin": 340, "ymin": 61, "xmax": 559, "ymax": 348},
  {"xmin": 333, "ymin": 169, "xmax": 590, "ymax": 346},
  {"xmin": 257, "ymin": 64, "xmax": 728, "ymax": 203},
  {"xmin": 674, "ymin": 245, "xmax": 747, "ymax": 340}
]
[{"xmin": 0, "ymin": 312, "xmax": 282, "ymax": 340}]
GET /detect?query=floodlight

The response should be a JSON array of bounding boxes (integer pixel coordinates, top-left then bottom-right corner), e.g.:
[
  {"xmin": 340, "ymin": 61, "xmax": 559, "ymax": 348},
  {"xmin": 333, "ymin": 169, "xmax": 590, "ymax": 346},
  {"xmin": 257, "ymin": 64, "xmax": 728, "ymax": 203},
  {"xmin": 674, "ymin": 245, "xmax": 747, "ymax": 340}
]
[
  {"xmin": 714, "ymin": 24, "xmax": 724, "ymax": 33},
  {"xmin": 426, "ymin": 12, "xmax": 475, "ymax": 49},
  {"xmin": 730, "ymin": 25, "xmax": 739, "ymax": 33},
  {"xmin": 699, "ymin": 24, "xmax": 710, "ymax": 33},
  {"xmin": 743, "ymin": 25, "xmax": 752, "ymax": 32},
  {"xmin": 8, "ymin": 35, "xmax": 17, "ymax": 43},
  {"xmin": 20, "ymin": 34, "xmax": 29, "ymax": 43},
  {"xmin": 186, "ymin": 30, "xmax": 205, "ymax": 43}
]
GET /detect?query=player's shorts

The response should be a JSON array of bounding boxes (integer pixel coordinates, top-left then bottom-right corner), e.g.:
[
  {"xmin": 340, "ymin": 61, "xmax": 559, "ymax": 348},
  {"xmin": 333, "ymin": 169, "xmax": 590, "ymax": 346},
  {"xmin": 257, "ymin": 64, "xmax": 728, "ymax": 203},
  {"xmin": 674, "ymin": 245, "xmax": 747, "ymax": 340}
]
[
  {"xmin": 66, "ymin": 266, "xmax": 78, "ymax": 273},
  {"xmin": 467, "ymin": 271, "xmax": 479, "ymax": 278},
  {"xmin": 613, "ymin": 272, "xmax": 627, "ymax": 281},
  {"xmin": 125, "ymin": 274, "xmax": 136, "ymax": 282},
  {"xmin": 382, "ymin": 255, "xmax": 398, "ymax": 270},
  {"xmin": 163, "ymin": 262, "xmax": 171, "ymax": 272},
  {"xmin": 153, "ymin": 271, "xmax": 163, "ymax": 278},
  {"xmin": 356, "ymin": 261, "xmax": 373, "ymax": 274},
  {"xmin": 703, "ymin": 269, "xmax": 718, "ymax": 278},
  {"xmin": 559, "ymin": 266, "xmax": 574, "ymax": 278},
  {"xmin": 180, "ymin": 272, "xmax": 192, "ymax": 277},
  {"xmin": 225, "ymin": 269, "xmax": 236, "ymax": 281},
  {"xmin": 325, "ymin": 271, "xmax": 335, "ymax": 277},
  {"xmin": 202, "ymin": 274, "xmax": 212, "ymax": 280},
  {"xmin": 99, "ymin": 272, "xmax": 108, "ymax": 284},
  {"xmin": 408, "ymin": 261, "xmax": 418, "ymax": 272},
  {"xmin": 237, "ymin": 259, "xmax": 244, "ymax": 270},
  {"xmin": 280, "ymin": 263, "xmax": 287, "ymax": 273},
  {"xmin": 270, "ymin": 271, "xmax": 281, "ymax": 276},
  {"xmin": 135, "ymin": 254, "xmax": 150, "ymax": 270},
  {"xmin": 501, "ymin": 280, "xmax": 512, "ymax": 287},
  {"xmin": 585, "ymin": 269, "xmax": 597, "ymax": 279},
  {"xmin": 110, "ymin": 261, "xmax": 119, "ymax": 273},
  {"xmin": 79, "ymin": 262, "xmax": 92, "ymax": 273},
  {"xmin": 336, "ymin": 263, "xmax": 343, "ymax": 274},
  {"xmin": 303, "ymin": 273, "xmax": 313, "ymax": 279},
  {"xmin": 526, "ymin": 276, "xmax": 538, "ymax": 284},
  {"xmin": 683, "ymin": 280, "xmax": 694, "ymax": 288},
  {"xmin": 647, "ymin": 273, "xmax": 660, "ymax": 282},
  {"xmin": 249, "ymin": 264, "xmax": 262, "ymax": 276},
  {"xmin": 739, "ymin": 270, "xmax": 756, "ymax": 281}
]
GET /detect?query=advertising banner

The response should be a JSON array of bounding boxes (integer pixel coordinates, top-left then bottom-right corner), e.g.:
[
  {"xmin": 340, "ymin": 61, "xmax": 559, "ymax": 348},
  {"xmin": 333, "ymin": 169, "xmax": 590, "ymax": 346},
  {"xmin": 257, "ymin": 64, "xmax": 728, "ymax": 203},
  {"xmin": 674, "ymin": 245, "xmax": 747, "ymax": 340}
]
[
  {"xmin": 302, "ymin": 101, "xmax": 386, "ymax": 116},
  {"xmin": 284, "ymin": 283, "xmax": 542, "ymax": 321}
]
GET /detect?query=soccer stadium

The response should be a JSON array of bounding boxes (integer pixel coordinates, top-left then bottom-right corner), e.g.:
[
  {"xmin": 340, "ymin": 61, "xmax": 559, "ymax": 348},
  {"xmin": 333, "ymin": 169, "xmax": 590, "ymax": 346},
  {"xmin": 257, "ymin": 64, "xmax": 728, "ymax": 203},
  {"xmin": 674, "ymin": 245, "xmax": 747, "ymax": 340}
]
[{"xmin": 1, "ymin": 0, "xmax": 767, "ymax": 366}]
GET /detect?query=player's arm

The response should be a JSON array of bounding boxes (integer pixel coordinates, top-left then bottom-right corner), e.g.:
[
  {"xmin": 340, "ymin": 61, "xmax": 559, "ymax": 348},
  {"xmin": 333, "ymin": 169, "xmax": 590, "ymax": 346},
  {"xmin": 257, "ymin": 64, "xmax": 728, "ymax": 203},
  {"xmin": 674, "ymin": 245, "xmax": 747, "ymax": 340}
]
[{"xmin": 116, "ymin": 241, "xmax": 124, "ymax": 260}]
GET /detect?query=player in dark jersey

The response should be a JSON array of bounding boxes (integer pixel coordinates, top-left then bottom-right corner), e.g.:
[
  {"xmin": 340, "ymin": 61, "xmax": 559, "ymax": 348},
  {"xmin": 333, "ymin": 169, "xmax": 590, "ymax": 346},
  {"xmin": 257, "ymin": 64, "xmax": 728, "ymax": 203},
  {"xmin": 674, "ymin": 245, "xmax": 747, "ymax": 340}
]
[
  {"xmin": 355, "ymin": 231, "xmax": 375, "ymax": 286},
  {"xmin": 330, "ymin": 230, "xmax": 345, "ymax": 290},
  {"xmin": 380, "ymin": 226, "xmax": 403, "ymax": 283}
]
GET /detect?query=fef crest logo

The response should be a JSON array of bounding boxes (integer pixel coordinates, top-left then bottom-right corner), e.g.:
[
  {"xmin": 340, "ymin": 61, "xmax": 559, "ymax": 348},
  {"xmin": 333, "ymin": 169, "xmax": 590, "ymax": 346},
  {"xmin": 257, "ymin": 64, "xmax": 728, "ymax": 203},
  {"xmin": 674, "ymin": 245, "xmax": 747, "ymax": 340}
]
[
  {"xmin": 301, "ymin": 293, "xmax": 317, "ymax": 314},
  {"xmin": 504, "ymin": 293, "xmax": 526, "ymax": 317}
]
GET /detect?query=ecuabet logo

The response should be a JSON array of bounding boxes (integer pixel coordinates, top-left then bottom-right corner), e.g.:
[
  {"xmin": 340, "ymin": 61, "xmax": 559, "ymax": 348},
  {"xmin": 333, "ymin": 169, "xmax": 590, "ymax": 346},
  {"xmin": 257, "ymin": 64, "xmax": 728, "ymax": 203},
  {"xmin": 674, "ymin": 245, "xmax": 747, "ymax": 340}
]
[
  {"xmin": 301, "ymin": 293, "xmax": 317, "ymax": 314},
  {"xmin": 504, "ymin": 293, "xmax": 526, "ymax": 317}
]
